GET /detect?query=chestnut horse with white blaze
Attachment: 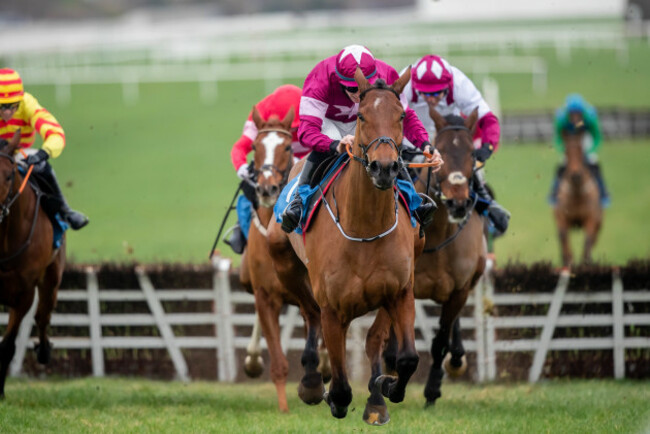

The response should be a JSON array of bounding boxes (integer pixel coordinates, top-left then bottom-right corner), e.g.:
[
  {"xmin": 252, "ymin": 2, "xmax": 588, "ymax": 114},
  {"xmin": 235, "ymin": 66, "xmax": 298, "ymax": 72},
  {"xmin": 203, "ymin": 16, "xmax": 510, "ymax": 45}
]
[
  {"xmin": 239, "ymin": 107, "xmax": 328, "ymax": 412},
  {"xmin": 554, "ymin": 129, "xmax": 602, "ymax": 267},
  {"xmin": 268, "ymin": 67, "xmax": 427, "ymax": 425},
  {"xmin": 0, "ymin": 130, "xmax": 65, "ymax": 398}
]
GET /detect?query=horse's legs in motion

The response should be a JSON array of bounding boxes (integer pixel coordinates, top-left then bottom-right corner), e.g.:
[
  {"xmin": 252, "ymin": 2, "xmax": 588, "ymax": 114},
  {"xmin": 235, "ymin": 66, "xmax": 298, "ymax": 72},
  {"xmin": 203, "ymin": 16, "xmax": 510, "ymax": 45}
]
[
  {"xmin": 244, "ymin": 313, "xmax": 264, "ymax": 378},
  {"xmin": 34, "ymin": 253, "xmax": 64, "ymax": 365},
  {"xmin": 321, "ymin": 305, "xmax": 352, "ymax": 419},
  {"xmin": 424, "ymin": 289, "xmax": 469, "ymax": 406},
  {"xmin": 253, "ymin": 288, "xmax": 289, "ymax": 412},
  {"xmin": 0, "ymin": 285, "xmax": 35, "ymax": 398},
  {"xmin": 364, "ymin": 308, "xmax": 391, "ymax": 425},
  {"xmin": 558, "ymin": 224, "xmax": 572, "ymax": 268},
  {"xmin": 582, "ymin": 219, "xmax": 601, "ymax": 264},
  {"xmin": 381, "ymin": 326, "xmax": 398, "ymax": 376},
  {"xmin": 375, "ymin": 286, "xmax": 419, "ymax": 404},
  {"xmin": 443, "ymin": 318, "xmax": 467, "ymax": 377}
]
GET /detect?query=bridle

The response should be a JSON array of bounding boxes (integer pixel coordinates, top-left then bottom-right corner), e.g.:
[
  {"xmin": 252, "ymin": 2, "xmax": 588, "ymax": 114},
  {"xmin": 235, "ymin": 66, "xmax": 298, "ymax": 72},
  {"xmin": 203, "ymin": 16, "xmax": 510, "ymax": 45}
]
[
  {"xmin": 423, "ymin": 124, "xmax": 479, "ymax": 253},
  {"xmin": 0, "ymin": 151, "xmax": 42, "ymax": 264}
]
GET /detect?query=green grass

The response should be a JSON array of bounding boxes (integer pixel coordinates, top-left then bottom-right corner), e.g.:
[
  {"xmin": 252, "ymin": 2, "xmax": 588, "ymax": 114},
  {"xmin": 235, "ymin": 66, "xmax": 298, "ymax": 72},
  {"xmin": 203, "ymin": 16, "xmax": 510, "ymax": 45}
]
[
  {"xmin": 17, "ymin": 30, "xmax": 650, "ymax": 265},
  {"xmin": 0, "ymin": 378, "xmax": 648, "ymax": 433}
]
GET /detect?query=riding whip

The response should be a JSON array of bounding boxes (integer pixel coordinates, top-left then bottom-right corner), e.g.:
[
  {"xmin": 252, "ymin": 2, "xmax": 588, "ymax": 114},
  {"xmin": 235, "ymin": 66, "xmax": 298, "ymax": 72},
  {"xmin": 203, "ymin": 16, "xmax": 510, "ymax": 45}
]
[{"xmin": 208, "ymin": 183, "xmax": 242, "ymax": 259}]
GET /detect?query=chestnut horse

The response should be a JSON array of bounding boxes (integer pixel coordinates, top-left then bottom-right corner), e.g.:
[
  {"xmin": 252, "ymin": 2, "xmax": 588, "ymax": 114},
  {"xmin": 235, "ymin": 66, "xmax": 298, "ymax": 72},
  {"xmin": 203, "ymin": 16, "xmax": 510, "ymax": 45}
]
[
  {"xmin": 384, "ymin": 110, "xmax": 486, "ymax": 406},
  {"xmin": 0, "ymin": 130, "xmax": 65, "ymax": 398},
  {"xmin": 554, "ymin": 129, "xmax": 602, "ymax": 267},
  {"xmin": 268, "ymin": 67, "xmax": 425, "ymax": 425},
  {"xmin": 238, "ymin": 107, "xmax": 327, "ymax": 412}
]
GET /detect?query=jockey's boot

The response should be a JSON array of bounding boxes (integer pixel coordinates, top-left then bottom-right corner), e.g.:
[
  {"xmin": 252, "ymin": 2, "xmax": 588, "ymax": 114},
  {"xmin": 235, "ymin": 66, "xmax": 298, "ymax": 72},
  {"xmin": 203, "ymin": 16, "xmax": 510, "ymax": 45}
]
[
  {"xmin": 39, "ymin": 164, "xmax": 89, "ymax": 230},
  {"xmin": 587, "ymin": 162, "xmax": 611, "ymax": 207},
  {"xmin": 280, "ymin": 158, "xmax": 319, "ymax": 233},
  {"xmin": 473, "ymin": 174, "xmax": 510, "ymax": 234},
  {"xmin": 548, "ymin": 164, "xmax": 566, "ymax": 205},
  {"xmin": 399, "ymin": 167, "xmax": 437, "ymax": 228},
  {"xmin": 224, "ymin": 222, "xmax": 246, "ymax": 254}
]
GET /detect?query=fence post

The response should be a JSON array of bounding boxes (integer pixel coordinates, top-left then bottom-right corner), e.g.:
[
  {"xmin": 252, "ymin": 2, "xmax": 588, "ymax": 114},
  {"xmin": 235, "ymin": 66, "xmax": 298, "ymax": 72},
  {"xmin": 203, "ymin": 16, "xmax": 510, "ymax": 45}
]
[
  {"xmin": 213, "ymin": 256, "xmax": 236, "ymax": 382},
  {"xmin": 473, "ymin": 273, "xmax": 486, "ymax": 383},
  {"xmin": 136, "ymin": 267, "xmax": 190, "ymax": 382},
  {"xmin": 86, "ymin": 267, "xmax": 105, "ymax": 377},
  {"xmin": 612, "ymin": 270, "xmax": 625, "ymax": 379},
  {"xmin": 484, "ymin": 259, "xmax": 496, "ymax": 381},
  {"xmin": 528, "ymin": 269, "xmax": 570, "ymax": 383},
  {"xmin": 9, "ymin": 295, "xmax": 38, "ymax": 377}
]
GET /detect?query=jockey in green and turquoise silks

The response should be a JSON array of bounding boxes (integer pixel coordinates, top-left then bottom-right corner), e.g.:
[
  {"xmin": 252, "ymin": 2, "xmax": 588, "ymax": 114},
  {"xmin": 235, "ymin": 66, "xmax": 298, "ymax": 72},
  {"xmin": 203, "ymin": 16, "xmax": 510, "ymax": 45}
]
[{"xmin": 549, "ymin": 93, "xmax": 610, "ymax": 207}]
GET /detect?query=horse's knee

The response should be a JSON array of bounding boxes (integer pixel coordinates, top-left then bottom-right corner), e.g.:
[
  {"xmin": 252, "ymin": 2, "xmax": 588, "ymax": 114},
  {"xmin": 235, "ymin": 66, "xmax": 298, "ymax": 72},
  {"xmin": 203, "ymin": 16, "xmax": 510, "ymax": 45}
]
[
  {"xmin": 35, "ymin": 340, "xmax": 52, "ymax": 365},
  {"xmin": 396, "ymin": 352, "xmax": 419, "ymax": 377}
]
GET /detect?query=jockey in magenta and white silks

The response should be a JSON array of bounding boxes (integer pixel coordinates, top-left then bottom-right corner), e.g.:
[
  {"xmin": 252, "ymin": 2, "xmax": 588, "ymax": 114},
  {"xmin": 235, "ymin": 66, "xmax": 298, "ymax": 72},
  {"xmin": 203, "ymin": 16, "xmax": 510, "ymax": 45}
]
[
  {"xmin": 401, "ymin": 54, "xmax": 510, "ymax": 235},
  {"xmin": 279, "ymin": 45, "xmax": 442, "ymax": 233}
]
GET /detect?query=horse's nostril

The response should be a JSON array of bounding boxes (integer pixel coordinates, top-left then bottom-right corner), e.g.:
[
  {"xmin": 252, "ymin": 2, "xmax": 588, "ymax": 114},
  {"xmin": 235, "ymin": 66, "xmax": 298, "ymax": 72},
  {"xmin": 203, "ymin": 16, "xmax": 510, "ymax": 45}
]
[
  {"xmin": 390, "ymin": 161, "xmax": 399, "ymax": 174},
  {"xmin": 270, "ymin": 185, "xmax": 279, "ymax": 195},
  {"xmin": 255, "ymin": 185, "xmax": 263, "ymax": 195},
  {"xmin": 369, "ymin": 161, "xmax": 381, "ymax": 175}
]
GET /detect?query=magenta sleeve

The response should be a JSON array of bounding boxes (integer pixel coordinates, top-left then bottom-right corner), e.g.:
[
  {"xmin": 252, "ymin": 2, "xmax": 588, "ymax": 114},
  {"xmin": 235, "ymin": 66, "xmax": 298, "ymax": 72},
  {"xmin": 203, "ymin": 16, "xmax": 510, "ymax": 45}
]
[{"xmin": 477, "ymin": 112, "xmax": 501, "ymax": 151}]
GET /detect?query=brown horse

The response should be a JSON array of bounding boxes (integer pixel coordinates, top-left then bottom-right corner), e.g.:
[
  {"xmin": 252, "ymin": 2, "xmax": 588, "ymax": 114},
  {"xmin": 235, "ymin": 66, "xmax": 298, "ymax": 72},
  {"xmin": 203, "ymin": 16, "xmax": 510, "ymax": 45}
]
[
  {"xmin": 384, "ymin": 110, "xmax": 487, "ymax": 406},
  {"xmin": 554, "ymin": 129, "xmax": 602, "ymax": 267},
  {"xmin": 238, "ymin": 106, "xmax": 328, "ymax": 412},
  {"xmin": 268, "ymin": 67, "xmax": 425, "ymax": 425},
  {"xmin": 0, "ymin": 130, "xmax": 65, "ymax": 398}
]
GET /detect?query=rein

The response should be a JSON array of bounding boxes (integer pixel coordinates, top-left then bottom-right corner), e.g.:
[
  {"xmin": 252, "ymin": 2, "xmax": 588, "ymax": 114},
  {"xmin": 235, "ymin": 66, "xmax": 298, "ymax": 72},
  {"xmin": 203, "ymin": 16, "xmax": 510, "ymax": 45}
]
[{"xmin": 0, "ymin": 151, "xmax": 42, "ymax": 265}]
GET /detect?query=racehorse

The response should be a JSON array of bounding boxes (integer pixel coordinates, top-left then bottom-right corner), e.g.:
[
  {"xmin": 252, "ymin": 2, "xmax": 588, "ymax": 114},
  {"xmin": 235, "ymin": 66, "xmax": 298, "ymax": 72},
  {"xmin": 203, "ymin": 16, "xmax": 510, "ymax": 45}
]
[
  {"xmin": 383, "ymin": 109, "xmax": 486, "ymax": 406},
  {"xmin": 553, "ymin": 129, "xmax": 602, "ymax": 267},
  {"xmin": 238, "ymin": 107, "xmax": 329, "ymax": 412},
  {"xmin": 0, "ymin": 130, "xmax": 65, "ymax": 398},
  {"xmin": 268, "ymin": 67, "xmax": 427, "ymax": 425}
]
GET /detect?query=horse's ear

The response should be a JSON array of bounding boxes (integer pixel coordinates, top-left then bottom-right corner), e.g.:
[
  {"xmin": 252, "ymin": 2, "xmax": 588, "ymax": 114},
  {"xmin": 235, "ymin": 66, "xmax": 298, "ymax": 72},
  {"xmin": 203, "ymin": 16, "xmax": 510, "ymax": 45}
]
[
  {"xmin": 251, "ymin": 105, "xmax": 265, "ymax": 130},
  {"xmin": 391, "ymin": 65, "xmax": 411, "ymax": 95},
  {"xmin": 465, "ymin": 107, "xmax": 479, "ymax": 135},
  {"xmin": 3, "ymin": 129, "xmax": 21, "ymax": 154},
  {"xmin": 281, "ymin": 106, "xmax": 295, "ymax": 130},
  {"xmin": 429, "ymin": 107, "xmax": 446, "ymax": 132},
  {"xmin": 355, "ymin": 67, "xmax": 371, "ymax": 94}
]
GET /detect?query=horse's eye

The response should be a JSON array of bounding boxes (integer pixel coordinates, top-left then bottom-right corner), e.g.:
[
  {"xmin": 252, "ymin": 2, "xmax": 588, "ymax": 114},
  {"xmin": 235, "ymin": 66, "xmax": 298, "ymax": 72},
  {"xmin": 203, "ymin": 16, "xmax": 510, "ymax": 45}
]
[
  {"xmin": 5, "ymin": 175, "xmax": 11, "ymax": 182},
  {"xmin": 285, "ymin": 145, "xmax": 291, "ymax": 151},
  {"xmin": 358, "ymin": 113, "xmax": 365, "ymax": 122},
  {"xmin": 400, "ymin": 112, "xmax": 405, "ymax": 120}
]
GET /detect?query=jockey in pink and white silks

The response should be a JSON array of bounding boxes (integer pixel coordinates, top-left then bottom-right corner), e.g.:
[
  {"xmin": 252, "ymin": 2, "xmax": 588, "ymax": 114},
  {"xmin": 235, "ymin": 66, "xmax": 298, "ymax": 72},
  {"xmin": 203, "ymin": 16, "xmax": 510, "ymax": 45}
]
[
  {"xmin": 280, "ymin": 45, "xmax": 442, "ymax": 233},
  {"xmin": 401, "ymin": 54, "xmax": 510, "ymax": 235}
]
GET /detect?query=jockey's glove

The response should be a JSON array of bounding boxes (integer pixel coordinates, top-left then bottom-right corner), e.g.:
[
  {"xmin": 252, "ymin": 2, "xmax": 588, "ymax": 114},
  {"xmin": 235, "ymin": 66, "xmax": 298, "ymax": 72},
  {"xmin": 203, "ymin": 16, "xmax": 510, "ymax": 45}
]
[
  {"xmin": 329, "ymin": 140, "xmax": 340, "ymax": 153},
  {"xmin": 236, "ymin": 164, "xmax": 251, "ymax": 180},
  {"xmin": 25, "ymin": 149, "xmax": 49, "ymax": 172},
  {"xmin": 474, "ymin": 143, "xmax": 494, "ymax": 163}
]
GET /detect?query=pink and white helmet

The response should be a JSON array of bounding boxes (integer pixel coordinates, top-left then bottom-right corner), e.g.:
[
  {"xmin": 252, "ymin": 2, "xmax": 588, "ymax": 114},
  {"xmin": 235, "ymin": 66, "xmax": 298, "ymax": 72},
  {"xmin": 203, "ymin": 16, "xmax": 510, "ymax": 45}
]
[
  {"xmin": 335, "ymin": 45, "xmax": 377, "ymax": 86},
  {"xmin": 411, "ymin": 55, "xmax": 452, "ymax": 93}
]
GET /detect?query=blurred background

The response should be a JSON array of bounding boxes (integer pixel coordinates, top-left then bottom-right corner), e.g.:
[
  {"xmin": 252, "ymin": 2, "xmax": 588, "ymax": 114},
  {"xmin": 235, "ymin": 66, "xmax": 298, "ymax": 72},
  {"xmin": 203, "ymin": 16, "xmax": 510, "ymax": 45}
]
[{"xmin": 1, "ymin": 0, "xmax": 649, "ymax": 265}]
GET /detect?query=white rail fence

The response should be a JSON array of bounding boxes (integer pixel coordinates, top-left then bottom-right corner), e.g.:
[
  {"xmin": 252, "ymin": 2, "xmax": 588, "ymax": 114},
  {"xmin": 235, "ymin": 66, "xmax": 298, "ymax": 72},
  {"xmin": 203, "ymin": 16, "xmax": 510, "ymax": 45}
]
[{"xmin": 1, "ymin": 259, "xmax": 648, "ymax": 383}]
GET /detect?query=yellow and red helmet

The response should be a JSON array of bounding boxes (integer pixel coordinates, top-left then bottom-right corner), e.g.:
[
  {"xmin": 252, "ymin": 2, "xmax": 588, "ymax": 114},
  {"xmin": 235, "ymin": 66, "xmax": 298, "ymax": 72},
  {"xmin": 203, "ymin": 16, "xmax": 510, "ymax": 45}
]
[{"xmin": 0, "ymin": 69, "xmax": 24, "ymax": 104}]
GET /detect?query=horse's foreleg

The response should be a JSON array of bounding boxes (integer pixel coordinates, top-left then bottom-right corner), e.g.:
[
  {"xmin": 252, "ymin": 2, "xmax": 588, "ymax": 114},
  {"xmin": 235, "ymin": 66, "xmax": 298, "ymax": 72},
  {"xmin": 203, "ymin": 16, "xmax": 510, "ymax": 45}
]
[
  {"xmin": 378, "ymin": 285, "xmax": 418, "ymax": 404},
  {"xmin": 443, "ymin": 317, "xmax": 467, "ymax": 377},
  {"xmin": 243, "ymin": 313, "xmax": 264, "ymax": 378},
  {"xmin": 582, "ymin": 219, "xmax": 601, "ymax": 264},
  {"xmin": 253, "ymin": 288, "xmax": 289, "ymax": 412},
  {"xmin": 425, "ymin": 289, "xmax": 468, "ymax": 406},
  {"xmin": 296, "ymin": 297, "xmax": 325, "ymax": 406},
  {"xmin": 363, "ymin": 308, "xmax": 391, "ymax": 425},
  {"xmin": 321, "ymin": 305, "xmax": 351, "ymax": 419},
  {"xmin": 381, "ymin": 326, "xmax": 398, "ymax": 376},
  {"xmin": 0, "ymin": 288, "xmax": 35, "ymax": 398},
  {"xmin": 34, "ymin": 258, "xmax": 63, "ymax": 365},
  {"xmin": 558, "ymin": 226, "xmax": 572, "ymax": 268}
]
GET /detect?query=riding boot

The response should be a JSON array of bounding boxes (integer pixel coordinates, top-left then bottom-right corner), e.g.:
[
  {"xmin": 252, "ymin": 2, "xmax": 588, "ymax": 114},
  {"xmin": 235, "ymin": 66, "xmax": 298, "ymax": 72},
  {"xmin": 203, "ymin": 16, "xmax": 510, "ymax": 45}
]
[
  {"xmin": 587, "ymin": 162, "xmax": 611, "ymax": 207},
  {"xmin": 280, "ymin": 154, "xmax": 322, "ymax": 233},
  {"xmin": 399, "ymin": 167, "xmax": 437, "ymax": 228},
  {"xmin": 473, "ymin": 172, "xmax": 510, "ymax": 234},
  {"xmin": 548, "ymin": 164, "xmax": 566, "ymax": 205},
  {"xmin": 37, "ymin": 163, "xmax": 89, "ymax": 230},
  {"xmin": 224, "ymin": 222, "xmax": 246, "ymax": 254}
]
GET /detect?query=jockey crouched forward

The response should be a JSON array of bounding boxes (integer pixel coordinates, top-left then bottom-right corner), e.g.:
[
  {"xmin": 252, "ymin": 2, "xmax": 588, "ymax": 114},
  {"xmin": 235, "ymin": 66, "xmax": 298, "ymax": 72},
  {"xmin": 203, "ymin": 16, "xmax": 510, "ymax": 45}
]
[
  {"xmin": 0, "ymin": 68, "xmax": 88, "ymax": 230},
  {"xmin": 281, "ymin": 45, "xmax": 442, "ymax": 233},
  {"xmin": 400, "ymin": 55, "xmax": 510, "ymax": 235},
  {"xmin": 227, "ymin": 84, "xmax": 308, "ymax": 253}
]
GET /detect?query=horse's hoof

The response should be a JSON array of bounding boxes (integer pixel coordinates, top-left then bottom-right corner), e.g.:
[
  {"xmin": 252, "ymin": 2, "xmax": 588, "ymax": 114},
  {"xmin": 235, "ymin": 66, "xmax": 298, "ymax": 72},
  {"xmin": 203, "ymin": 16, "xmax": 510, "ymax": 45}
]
[
  {"xmin": 443, "ymin": 353, "xmax": 467, "ymax": 378},
  {"xmin": 363, "ymin": 403, "xmax": 390, "ymax": 426},
  {"xmin": 298, "ymin": 375, "xmax": 325, "ymax": 405},
  {"xmin": 325, "ymin": 391, "xmax": 348, "ymax": 419},
  {"xmin": 243, "ymin": 354, "xmax": 264, "ymax": 378},
  {"xmin": 35, "ymin": 341, "xmax": 52, "ymax": 365}
]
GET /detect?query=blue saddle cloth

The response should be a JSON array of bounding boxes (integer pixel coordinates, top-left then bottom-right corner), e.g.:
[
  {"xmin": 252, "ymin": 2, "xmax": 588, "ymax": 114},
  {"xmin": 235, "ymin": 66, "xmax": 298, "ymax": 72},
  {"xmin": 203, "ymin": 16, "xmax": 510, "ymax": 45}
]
[
  {"xmin": 274, "ymin": 154, "xmax": 421, "ymax": 235},
  {"xmin": 17, "ymin": 167, "xmax": 68, "ymax": 249}
]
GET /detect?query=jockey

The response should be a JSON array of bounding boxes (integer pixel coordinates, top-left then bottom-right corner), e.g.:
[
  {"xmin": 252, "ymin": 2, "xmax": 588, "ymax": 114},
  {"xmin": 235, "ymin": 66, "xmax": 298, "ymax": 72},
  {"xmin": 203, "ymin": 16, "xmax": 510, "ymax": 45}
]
[
  {"xmin": 280, "ymin": 44, "xmax": 442, "ymax": 233},
  {"xmin": 0, "ymin": 68, "xmax": 88, "ymax": 230},
  {"xmin": 227, "ymin": 84, "xmax": 306, "ymax": 253},
  {"xmin": 549, "ymin": 93, "xmax": 610, "ymax": 207},
  {"xmin": 401, "ymin": 55, "xmax": 510, "ymax": 234}
]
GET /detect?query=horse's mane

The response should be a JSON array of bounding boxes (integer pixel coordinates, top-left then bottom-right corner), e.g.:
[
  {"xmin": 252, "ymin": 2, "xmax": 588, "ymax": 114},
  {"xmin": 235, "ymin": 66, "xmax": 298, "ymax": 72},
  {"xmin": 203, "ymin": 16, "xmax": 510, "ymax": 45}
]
[
  {"xmin": 360, "ymin": 78, "xmax": 400, "ymax": 101},
  {"xmin": 444, "ymin": 114, "xmax": 465, "ymax": 126}
]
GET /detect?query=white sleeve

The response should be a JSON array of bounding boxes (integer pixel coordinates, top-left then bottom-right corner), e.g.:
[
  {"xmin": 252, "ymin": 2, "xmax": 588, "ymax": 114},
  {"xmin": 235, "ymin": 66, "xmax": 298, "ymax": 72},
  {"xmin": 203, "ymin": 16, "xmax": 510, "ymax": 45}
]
[{"xmin": 451, "ymin": 66, "xmax": 491, "ymax": 119}]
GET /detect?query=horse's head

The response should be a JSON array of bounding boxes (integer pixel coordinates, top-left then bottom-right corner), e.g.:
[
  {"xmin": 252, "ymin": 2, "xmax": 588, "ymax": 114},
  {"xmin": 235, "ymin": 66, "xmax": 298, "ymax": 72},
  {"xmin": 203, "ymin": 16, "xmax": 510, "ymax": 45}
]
[
  {"xmin": 352, "ymin": 66, "xmax": 411, "ymax": 190},
  {"xmin": 562, "ymin": 129, "xmax": 587, "ymax": 187},
  {"xmin": 0, "ymin": 130, "xmax": 21, "ymax": 207},
  {"xmin": 251, "ymin": 106, "xmax": 295, "ymax": 208},
  {"xmin": 429, "ymin": 108, "xmax": 478, "ymax": 222}
]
